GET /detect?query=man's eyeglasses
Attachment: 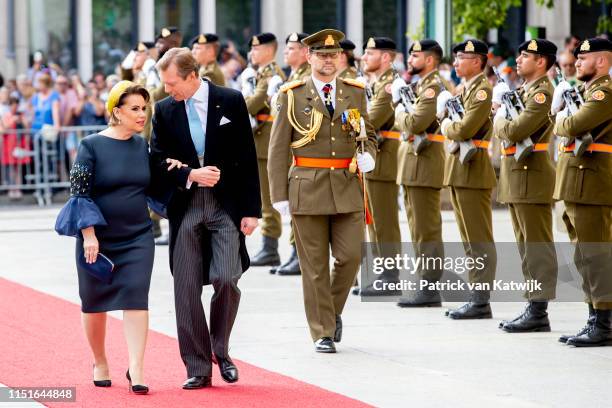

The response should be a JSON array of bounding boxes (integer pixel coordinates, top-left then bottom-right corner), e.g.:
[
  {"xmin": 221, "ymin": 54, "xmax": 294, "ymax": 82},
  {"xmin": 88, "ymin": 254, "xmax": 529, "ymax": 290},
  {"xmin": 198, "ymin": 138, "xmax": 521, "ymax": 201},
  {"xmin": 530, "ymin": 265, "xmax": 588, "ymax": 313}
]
[{"xmin": 313, "ymin": 52, "xmax": 339, "ymax": 60}]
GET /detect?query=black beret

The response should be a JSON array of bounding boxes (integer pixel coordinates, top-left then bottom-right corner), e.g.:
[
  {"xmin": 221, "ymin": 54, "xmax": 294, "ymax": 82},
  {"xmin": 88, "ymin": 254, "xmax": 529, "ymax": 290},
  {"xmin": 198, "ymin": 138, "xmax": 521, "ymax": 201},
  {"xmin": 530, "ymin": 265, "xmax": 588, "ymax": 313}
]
[
  {"xmin": 409, "ymin": 39, "xmax": 443, "ymax": 57},
  {"xmin": 286, "ymin": 32, "xmax": 309, "ymax": 44},
  {"xmin": 363, "ymin": 37, "xmax": 397, "ymax": 51},
  {"xmin": 453, "ymin": 39, "xmax": 488, "ymax": 55},
  {"xmin": 573, "ymin": 37, "xmax": 612, "ymax": 58},
  {"xmin": 339, "ymin": 39, "xmax": 356, "ymax": 51},
  {"xmin": 191, "ymin": 33, "xmax": 219, "ymax": 46},
  {"xmin": 249, "ymin": 32, "xmax": 277, "ymax": 48},
  {"xmin": 156, "ymin": 26, "xmax": 179, "ymax": 41},
  {"xmin": 134, "ymin": 41, "xmax": 155, "ymax": 52},
  {"xmin": 518, "ymin": 39, "xmax": 557, "ymax": 56}
]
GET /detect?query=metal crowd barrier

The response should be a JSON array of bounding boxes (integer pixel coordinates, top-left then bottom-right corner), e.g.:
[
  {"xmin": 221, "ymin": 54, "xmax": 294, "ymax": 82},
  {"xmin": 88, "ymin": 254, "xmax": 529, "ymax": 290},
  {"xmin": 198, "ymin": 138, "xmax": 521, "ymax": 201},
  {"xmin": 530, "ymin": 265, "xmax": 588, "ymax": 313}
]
[{"xmin": 0, "ymin": 126, "xmax": 106, "ymax": 206}]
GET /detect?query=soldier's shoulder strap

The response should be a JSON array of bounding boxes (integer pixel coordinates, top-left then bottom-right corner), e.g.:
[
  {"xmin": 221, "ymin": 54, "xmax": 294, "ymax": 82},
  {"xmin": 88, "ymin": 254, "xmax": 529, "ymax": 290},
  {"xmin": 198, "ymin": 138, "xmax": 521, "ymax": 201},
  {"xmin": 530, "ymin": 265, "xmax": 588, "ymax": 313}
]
[
  {"xmin": 281, "ymin": 80, "xmax": 306, "ymax": 93},
  {"xmin": 340, "ymin": 77, "xmax": 365, "ymax": 89}
]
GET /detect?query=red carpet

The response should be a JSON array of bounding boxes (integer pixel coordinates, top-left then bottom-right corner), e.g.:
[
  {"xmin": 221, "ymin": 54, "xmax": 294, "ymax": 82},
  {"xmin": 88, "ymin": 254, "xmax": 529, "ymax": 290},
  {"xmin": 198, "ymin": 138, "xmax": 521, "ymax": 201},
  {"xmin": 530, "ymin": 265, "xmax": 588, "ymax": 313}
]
[{"xmin": 0, "ymin": 277, "xmax": 370, "ymax": 407}]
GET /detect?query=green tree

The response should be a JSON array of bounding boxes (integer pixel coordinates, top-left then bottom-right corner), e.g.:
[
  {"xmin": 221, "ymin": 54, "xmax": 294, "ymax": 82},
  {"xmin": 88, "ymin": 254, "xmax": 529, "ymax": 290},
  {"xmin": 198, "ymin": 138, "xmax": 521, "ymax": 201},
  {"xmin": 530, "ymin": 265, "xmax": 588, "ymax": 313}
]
[
  {"xmin": 535, "ymin": 0, "xmax": 612, "ymax": 35},
  {"xmin": 451, "ymin": 0, "xmax": 522, "ymax": 43}
]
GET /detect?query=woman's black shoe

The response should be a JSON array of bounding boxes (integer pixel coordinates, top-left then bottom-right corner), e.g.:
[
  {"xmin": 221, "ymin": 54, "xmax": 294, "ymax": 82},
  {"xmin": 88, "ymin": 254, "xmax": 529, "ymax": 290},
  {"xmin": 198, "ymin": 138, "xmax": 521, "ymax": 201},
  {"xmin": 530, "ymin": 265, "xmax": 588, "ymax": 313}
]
[
  {"xmin": 126, "ymin": 369, "xmax": 149, "ymax": 394},
  {"xmin": 92, "ymin": 364, "xmax": 111, "ymax": 387}
]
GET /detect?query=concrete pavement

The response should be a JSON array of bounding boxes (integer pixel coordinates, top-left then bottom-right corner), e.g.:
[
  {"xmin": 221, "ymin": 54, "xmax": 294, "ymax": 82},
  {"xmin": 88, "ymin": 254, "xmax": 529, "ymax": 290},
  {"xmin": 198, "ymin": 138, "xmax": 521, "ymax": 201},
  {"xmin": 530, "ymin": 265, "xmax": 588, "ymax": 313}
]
[{"xmin": 0, "ymin": 205, "xmax": 610, "ymax": 407}]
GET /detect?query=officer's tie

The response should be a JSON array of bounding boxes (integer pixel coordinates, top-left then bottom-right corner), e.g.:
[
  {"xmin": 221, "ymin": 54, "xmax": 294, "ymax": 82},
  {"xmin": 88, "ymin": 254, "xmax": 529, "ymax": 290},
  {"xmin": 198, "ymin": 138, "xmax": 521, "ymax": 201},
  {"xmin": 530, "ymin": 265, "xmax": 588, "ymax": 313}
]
[
  {"xmin": 322, "ymin": 83, "xmax": 334, "ymax": 117},
  {"xmin": 186, "ymin": 98, "xmax": 206, "ymax": 157}
]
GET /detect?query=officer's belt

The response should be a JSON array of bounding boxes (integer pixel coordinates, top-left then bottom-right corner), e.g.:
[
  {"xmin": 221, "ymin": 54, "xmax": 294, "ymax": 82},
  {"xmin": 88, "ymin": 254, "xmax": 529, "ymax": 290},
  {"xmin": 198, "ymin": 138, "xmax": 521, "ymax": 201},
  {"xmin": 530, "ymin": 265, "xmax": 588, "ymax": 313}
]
[
  {"xmin": 293, "ymin": 157, "xmax": 352, "ymax": 169},
  {"xmin": 379, "ymin": 130, "xmax": 401, "ymax": 140},
  {"xmin": 406, "ymin": 134, "xmax": 446, "ymax": 143},
  {"xmin": 560, "ymin": 142, "xmax": 612, "ymax": 154},
  {"xmin": 502, "ymin": 143, "xmax": 549, "ymax": 156},
  {"xmin": 472, "ymin": 140, "xmax": 490, "ymax": 149},
  {"xmin": 256, "ymin": 114, "xmax": 274, "ymax": 122}
]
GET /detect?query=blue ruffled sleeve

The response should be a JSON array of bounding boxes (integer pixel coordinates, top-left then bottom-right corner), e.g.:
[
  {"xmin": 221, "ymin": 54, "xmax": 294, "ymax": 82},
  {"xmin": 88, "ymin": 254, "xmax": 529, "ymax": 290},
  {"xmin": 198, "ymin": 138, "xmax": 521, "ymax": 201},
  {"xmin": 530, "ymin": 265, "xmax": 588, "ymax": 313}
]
[{"xmin": 55, "ymin": 141, "xmax": 107, "ymax": 237}]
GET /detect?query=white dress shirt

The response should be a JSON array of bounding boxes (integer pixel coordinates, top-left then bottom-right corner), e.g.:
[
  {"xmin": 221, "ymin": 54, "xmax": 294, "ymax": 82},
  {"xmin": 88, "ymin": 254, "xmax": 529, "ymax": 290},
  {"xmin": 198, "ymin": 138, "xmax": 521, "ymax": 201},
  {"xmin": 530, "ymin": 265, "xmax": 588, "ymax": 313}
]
[{"xmin": 311, "ymin": 75, "xmax": 337, "ymax": 109}]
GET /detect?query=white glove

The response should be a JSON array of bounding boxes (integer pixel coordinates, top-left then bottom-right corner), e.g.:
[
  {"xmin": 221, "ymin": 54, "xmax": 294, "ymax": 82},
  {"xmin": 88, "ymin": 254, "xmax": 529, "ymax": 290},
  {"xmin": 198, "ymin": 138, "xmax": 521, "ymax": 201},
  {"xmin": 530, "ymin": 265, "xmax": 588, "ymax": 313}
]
[
  {"xmin": 356, "ymin": 152, "xmax": 375, "ymax": 173},
  {"xmin": 551, "ymin": 81, "xmax": 572, "ymax": 114},
  {"xmin": 492, "ymin": 82, "xmax": 510, "ymax": 105},
  {"xmin": 391, "ymin": 77, "xmax": 407, "ymax": 104},
  {"xmin": 241, "ymin": 66, "xmax": 257, "ymax": 82},
  {"xmin": 436, "ymin": 90, "xmax": 453, "ymax": 118},
  {"xmin": 267, "ymin": 75, "xmax": 283, "ymax": 97},
  {"xmin": 555, "ymin": 107, "xmax": 569, "ymax": 125},
  {"xmin": 272, "ymin": 200, "xmax": 290, "ymax": 216},
  {"xmin": 440, "ymin": 118, "xmax": 452, "ymax": 136},
  {"xmin": 121, "ymin": 50, "xmax": 136, "ymax": 70},
  {"xmin": 493, "ymin": 105, "xmax": 507, "ymax": 125}
]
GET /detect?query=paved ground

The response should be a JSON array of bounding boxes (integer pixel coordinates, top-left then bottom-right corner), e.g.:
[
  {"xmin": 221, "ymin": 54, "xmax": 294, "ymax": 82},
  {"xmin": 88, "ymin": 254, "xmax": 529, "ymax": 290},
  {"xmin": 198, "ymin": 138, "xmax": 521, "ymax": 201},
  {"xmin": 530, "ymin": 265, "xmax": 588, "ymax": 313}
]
[{"xmin": 1, "ymin": 205, "xmax": 611, "ymax": 407}]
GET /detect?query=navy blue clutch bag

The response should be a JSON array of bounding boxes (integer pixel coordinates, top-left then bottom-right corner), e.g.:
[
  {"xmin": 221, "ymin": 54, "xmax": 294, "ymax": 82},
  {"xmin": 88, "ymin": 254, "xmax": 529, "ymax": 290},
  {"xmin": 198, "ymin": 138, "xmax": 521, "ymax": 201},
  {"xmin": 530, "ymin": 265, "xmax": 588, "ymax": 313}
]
[{"xmin": 77, "ymin": 252, "xmax": 115, "ymax": 283}]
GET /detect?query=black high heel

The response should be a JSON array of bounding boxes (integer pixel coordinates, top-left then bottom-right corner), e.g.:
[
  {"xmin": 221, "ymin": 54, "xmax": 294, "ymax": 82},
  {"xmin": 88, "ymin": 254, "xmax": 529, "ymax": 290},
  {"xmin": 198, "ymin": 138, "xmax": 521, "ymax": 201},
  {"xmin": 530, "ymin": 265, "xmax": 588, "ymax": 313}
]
[
  {"xmin": 92, "ymin": 364, "xmax": 111, "ymax": 387},
  {"xmin": 126, "ymin": 369, "xmax": 149, "ymax": 395}
]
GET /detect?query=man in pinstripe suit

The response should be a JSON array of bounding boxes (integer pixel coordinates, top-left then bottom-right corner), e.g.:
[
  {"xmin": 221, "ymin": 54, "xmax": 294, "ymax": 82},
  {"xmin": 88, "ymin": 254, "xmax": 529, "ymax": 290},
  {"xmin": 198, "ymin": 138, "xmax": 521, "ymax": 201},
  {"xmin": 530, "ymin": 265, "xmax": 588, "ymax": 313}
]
[{"xmin": 151, "ymin": 48, "xmax": 261, "ymax": 389}]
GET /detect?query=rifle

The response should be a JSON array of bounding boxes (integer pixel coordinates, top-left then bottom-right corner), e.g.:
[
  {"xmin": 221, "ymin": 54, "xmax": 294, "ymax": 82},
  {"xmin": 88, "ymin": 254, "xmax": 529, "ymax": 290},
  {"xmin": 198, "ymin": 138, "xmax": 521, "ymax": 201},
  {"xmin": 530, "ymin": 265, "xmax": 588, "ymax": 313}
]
[
  {"xmin": 394, "ymin": 72, "xmax": 431, "ymax": 153},
  {"xmin": 355, "ymin": 61, "xmax": 373, "ymax": 101},
  {"xmin": 555, "ymin": 67, "xmax": 593, "ymax": 157},
  {"xmin": 437, "ymin": 78, "xmax": 477, "ymax": 164},
  {"xmin": 492, "ymin": 66, "xmax": 532, "ymax": 161}
]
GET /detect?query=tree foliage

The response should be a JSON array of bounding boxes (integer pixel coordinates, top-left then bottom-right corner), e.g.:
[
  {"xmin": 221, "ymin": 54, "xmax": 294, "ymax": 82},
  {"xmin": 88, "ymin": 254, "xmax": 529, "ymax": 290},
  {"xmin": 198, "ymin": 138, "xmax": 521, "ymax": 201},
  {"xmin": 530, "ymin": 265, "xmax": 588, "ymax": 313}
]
[{"xmin": 452, "ymin": 0, "xmax": 522, "ymax": 42}]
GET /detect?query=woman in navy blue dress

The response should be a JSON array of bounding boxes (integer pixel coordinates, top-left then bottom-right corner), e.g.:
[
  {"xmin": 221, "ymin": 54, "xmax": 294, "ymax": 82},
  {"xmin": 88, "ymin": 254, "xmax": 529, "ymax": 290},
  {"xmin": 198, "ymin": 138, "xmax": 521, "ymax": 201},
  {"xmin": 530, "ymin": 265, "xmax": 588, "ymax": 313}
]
[{"xmin": 56, "ymin": 81, "xmax": 182, "ymax": 394}]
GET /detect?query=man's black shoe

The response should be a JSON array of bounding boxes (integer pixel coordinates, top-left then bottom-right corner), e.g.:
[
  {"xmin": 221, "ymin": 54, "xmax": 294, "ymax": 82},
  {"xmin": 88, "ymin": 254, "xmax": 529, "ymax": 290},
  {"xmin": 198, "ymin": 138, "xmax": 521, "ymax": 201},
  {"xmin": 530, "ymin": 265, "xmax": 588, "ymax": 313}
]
[
  {"xmin": 500, "ymin": 301, "xmax": 550, "ymax": 332},
  {"xmin": 446, "ymin": 302, "xmax": 492, "ymax": 319},
  {"xmin": 397, "ymin": 288, "xmax": 442, "ymax": 308},
  {"xmin": 334, "ymin": 315, "xmax": 342, "ymax": 343},
  {"xmin": 314, "ymin": 337, "xmax": 336, "ymax": 353},
  {"xmin": 182, "ymin": 376, "xmax": 212, "ymax": 389},
  {"xmin": 213, "ymin": 355, "xmax": 239, "ymax": 383},
  {"xmin": 250, "ymin": 236, "xmax": 280, "ymax": 266}
]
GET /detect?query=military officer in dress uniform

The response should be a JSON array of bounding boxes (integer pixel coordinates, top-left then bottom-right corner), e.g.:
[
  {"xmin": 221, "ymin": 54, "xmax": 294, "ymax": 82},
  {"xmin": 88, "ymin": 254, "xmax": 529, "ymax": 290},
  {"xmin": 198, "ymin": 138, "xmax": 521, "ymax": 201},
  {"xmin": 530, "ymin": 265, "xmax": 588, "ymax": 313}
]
[
  {"xmin": 359, "ymin": 37, "xmax": 402, "ymax": 296},
  {"xmin": 552, "ymin": 38, "xmax": 612, "ymax": 347},
  {"xmin": 337, "ymin": 39, "xmax": 358, "ymax": 80},
  {"xmin": 437, "ymin": 39, "xmax": 497, "ymax": 319},
  {"xmin": 391, "ymin": 39, "xmax": 447, "ymax": 307},
  {"xmin": 268, "ymin": 29, "xmax": 377, "ymax": 353},
  {"xmin": 493, "ymin": 39, "xmax": 559, "ymax": 332},
  {"xmin": 243, "ymin": 33, "xmax": 287, "ymax": 266},
  {"xmin": 120, "ymin": 41, "xmax": 156, "ymax": 83},
  {"xmin": 191, "ymin": 33, "xmax": 226, "ymax": 86},
  {"xmin": 268, "ymin": 32, "xmax": 311, "ymax": 276}
]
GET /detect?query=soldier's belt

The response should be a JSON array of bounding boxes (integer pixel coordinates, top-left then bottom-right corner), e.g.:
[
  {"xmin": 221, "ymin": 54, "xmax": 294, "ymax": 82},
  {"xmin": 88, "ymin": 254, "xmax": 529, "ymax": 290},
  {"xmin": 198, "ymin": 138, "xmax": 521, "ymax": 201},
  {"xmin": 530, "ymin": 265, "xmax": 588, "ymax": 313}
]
[
  {"xmin": 256, "ymin": 114, "xmax": 274, "ymax": 122},
  {"xmin": 502, "ymin": 143, "xmax": 549, "ymax": 156},
  {"xmin": 560, "ymin": 142, "xmax": 612, "ymax": 154},
  {"xmin": 407, "ymin": 134, "xmax": 446, "ymax": 143},
  {"xmin": 293, "ymin": 157, "xmax": 352, "ymax": 169},
  {"xmin": 472, "ymin": 140, "xmax": 490, "ymax": 149},
  {"xmin": 379, "ymin": 130, "xmax": 401, "ymax": 140}
]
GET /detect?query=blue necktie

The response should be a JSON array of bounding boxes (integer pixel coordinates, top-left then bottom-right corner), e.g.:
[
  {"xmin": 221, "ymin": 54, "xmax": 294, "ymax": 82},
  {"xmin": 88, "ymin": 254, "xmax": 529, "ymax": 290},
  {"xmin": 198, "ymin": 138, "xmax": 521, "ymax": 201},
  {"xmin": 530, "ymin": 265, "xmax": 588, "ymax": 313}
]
[{"xmin": 186, "ymin": 98, "xmax": 205, "ymax": 156}]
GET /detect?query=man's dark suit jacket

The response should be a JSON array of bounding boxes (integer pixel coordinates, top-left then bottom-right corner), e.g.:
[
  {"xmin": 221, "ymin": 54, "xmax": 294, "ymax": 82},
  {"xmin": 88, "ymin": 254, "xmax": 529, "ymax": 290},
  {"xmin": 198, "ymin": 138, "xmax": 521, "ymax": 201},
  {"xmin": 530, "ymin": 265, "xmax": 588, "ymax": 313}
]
[{"xmin": 150, "ymin": 79, "xmax": 261, "ymax": 284}]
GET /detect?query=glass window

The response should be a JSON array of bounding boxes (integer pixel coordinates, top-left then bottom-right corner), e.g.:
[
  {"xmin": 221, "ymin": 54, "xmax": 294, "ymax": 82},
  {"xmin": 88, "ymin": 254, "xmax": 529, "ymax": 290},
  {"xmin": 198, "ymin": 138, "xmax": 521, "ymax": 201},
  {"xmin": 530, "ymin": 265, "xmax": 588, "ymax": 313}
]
[
  {"xmin": 28, "ymin": 0, "xmax": 74, "ymax": 71},
  {"xmin": 155, "ymin": 0, "xmax": 198, "ymax": 47},
  {"xmin": 303, "ymin": 0, "xmax": 338, "ymax": 34},
  {"xmin": 216, "ymin": 0, "xmax": 254, "ymax": 58},
  {"xmin": 92, "ymin": 0, "xmax": 134, "ymax": 76},
  {"xmin": 363, "ymin": 0, "xmax": 398, "ymax": 42}
]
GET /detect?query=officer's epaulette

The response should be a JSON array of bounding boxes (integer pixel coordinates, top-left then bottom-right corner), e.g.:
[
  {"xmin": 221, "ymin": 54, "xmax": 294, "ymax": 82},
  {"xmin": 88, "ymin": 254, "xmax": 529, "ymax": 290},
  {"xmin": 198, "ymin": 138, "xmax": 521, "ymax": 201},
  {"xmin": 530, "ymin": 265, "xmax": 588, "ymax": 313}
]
[
  {"xmin": 340, "ymin": 77, "xmax": 365, "ymax": 89},
  {"xmin": 281, "ymin": 80, "xmax": 306, "ymax": 92}
]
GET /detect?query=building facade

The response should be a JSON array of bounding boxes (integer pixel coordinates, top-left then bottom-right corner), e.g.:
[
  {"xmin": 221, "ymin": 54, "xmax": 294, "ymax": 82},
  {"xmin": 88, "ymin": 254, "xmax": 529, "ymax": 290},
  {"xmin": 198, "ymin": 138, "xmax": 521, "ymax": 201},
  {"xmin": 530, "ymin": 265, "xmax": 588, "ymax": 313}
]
[{"xmin": 0, "ymin": 0, "xmax": 608, "ymax": 82}]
